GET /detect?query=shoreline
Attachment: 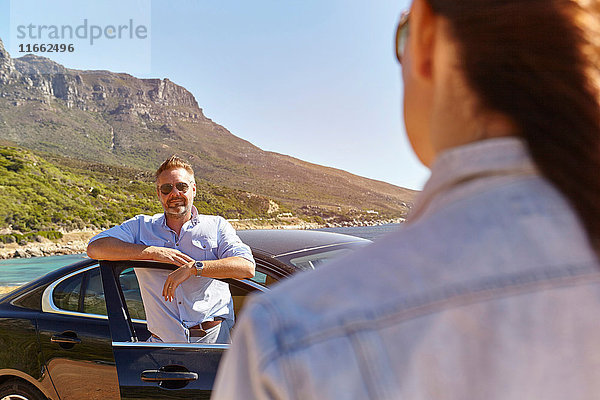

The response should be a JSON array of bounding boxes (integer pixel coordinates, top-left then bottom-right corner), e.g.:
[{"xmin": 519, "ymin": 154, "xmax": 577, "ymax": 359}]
[
  {"xmin": 0, "ymin": 230, "xmax": 95, "ymax": 260},
  {"xmin": 0, "ymin": 217, "xmax": 405, "ymax": 260},
  {"xmin": 0, "ymin": 285, "xmax": 18, "ymax": 295}
]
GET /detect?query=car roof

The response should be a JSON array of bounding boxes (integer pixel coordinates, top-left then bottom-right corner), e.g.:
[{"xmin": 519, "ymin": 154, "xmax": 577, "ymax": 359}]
[{"xmin": 237, "ymin": 229, "xmax": 370, "ymax": 257}]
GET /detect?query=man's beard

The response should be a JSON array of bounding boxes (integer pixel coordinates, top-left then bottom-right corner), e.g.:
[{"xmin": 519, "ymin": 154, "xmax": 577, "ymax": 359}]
[{"xmin": 164, "ymin": 200, "xmax": 191, "ymax": 219}]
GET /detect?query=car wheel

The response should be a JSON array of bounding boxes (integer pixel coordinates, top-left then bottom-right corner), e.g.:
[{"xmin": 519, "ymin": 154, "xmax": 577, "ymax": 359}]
[{"xmin": 0, "ymin": 379, "xmax": 46, "ymax": 400}]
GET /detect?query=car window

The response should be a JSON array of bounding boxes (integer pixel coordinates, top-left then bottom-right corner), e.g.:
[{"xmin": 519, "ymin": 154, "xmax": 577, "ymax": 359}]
[
  {"xmin": 11, "ymin": 284, "xmax": 45, "ymax": 310},
  {"xmin": 229, "ymin": 279, "xmax": 261, "ymax": 320},
  {"xmin": 119, "ymin": 268, "xmax": 146, "ymax": 320},
  {"xmin": 82, "ymin": 267, "xmax": 107, "ymax": 315},
  {"xmin": 52, "ymin": 272, "xmax": 82, "ymax": 312},
  {"xmin": 249, "ymin": 270, "xmax": 278, "ymax": 287},
  {"xmin": 50, "ymin": 263, "xmax": 277, "ymax": 324},
  {"xmin": 115, "ymin": 266, "xmax": 273, "ymax": 325},
  {"xmin": 51, "ymin": 266, "xmax": 109, "ymax": 317},
  {"xmin": 106, "ymin": 263, "xmax": 274, "ymax": 342}
]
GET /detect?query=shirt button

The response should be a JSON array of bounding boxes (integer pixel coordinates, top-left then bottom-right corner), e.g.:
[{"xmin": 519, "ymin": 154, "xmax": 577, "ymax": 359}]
[{"xmin": 178, "ymin": 302, "xmax": 182, "ymax": 304}]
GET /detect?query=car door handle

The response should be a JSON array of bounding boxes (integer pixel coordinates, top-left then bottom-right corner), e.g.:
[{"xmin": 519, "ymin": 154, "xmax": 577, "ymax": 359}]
[
  {"xmin": 141, "ymin": 370, "xmax": 199, "ymax": 382},
  {"xmin": 50, "ymin": 333, "xmax": 82, "ymax": 345}
]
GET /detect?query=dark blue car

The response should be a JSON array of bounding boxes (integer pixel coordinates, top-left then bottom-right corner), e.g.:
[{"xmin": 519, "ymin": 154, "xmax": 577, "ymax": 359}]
[{"xmin": 0, "ymin": 230, "xmax": 369, "ymax": 400}]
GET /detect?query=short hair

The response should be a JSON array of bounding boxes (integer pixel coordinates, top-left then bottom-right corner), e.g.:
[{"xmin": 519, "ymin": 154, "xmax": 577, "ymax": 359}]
[{"xmin": 155, "ymin": 155, "xmax": 195, "ymax": 182}]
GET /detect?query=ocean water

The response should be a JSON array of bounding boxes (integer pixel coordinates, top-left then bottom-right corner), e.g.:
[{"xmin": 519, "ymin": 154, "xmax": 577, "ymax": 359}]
[
  {"xmin": 0, "ymin": 224, "xmax": 403, "ymax": 286},
  {"xmin": 0, "ymin": 253, "xmax": 88, "ymax": 286},
  {"xmin": 316, "ymin": 223, "xmax": 402, "ymax": 241}
]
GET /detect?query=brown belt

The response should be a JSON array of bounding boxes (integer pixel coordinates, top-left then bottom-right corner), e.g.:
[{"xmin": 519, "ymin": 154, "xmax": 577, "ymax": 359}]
[
  {"xmin": 150, "ymin": 319, "xmax": 223, "ymax": 341},
  {"xmin": 188, "ymin": 319, "xmax": 223, "ymax": 338}
]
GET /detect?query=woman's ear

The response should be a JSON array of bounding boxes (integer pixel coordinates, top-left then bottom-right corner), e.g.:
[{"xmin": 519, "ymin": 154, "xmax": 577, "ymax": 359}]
[
  {"xmin": 409, "ymin": 0, "xmax": 437, "ymax": 83},
  {"xmin": 401, "ymin": 0, "xmax": 439, "ymax": 167}
]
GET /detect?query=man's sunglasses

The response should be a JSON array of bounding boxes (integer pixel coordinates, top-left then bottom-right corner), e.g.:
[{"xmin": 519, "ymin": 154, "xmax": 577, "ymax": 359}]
[
  {"xmin": 159, "ymin": 182, "xmax": 191, "ymax": 195},
  {"xmin": 395, "ymin": 11, "xmax": 410, "ymax": 64}
]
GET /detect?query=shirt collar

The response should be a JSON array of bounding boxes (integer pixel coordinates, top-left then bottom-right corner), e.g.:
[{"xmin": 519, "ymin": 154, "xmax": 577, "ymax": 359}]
[
  {"xmin": 409, "ymin": 137, "xmax": 539, "ymax": 221},
  {"xmin": 189, "ymin": 206, "xmax": 200, "ymax": 225}
]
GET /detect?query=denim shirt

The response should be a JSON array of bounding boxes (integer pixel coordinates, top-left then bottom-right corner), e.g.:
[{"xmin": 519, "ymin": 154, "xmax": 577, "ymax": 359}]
[
  {"xmin": 89, "ymin": 207, "xmax": 255, "ymax": 342},
  {"xmin": 213, "ymin": 138, "xmax": 600, "ymax": 399}
]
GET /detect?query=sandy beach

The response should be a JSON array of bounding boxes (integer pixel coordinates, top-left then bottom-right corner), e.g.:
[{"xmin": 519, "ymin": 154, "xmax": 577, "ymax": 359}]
[{"xmin": 0, "ymin": 285, "xmax": 18, "ymax": 295}]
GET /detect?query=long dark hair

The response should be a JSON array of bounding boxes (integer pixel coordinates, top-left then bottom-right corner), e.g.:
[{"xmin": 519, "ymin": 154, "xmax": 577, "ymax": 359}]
[{"xmin": 428, "ymin": 0, "xmax": 600, "ymax": 251}]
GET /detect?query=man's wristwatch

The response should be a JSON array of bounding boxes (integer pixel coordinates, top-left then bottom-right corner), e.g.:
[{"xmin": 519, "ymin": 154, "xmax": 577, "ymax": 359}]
[{"xmin": 194, "ymin": 261, "xmax": 204, "ymax": 276}]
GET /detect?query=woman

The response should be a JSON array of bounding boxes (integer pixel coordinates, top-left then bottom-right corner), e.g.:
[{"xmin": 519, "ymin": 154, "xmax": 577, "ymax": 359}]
[{"xmin": 214, "ymin": 0, "xmax": 600, "ymax": 398}]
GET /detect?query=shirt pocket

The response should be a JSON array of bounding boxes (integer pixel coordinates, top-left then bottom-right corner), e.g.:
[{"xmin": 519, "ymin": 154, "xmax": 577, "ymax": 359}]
[{"xmin": 192, "ymin": 238, "xmax": 218, "ymax": 260}]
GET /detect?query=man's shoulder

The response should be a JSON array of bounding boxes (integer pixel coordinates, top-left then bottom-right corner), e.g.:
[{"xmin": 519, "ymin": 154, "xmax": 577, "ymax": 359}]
[
  {"xmin": 90, "ymin": 213, "xmax": 165, "ymax": 243},
  {"xmin": 122, "ymin": 213, "xmax": 164, "ymax": 225}
]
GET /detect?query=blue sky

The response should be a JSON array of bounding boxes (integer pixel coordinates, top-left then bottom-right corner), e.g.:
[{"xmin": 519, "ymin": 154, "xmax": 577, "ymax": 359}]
[{"xmin": 0, "ymin": 0, "xmax": 429, "ymax": 190}]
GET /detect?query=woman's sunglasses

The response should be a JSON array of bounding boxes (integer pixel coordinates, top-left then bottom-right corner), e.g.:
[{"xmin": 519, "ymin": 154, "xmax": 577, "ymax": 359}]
[
  {"xmin": 395, "ymin": 11, "xmax": 410, "ymax": 64},
  {"xmin": 159, "ymin": 182, "xmax": 190, "ymax": 195}
]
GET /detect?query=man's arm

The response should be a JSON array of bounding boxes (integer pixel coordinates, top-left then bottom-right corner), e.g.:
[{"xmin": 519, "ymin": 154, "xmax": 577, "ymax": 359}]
[
  {"xmin": 196, "ymin": 256, "xmax": 255, "ymax": 280},
  {"xmin": 86, "ymin": 237, "xmax": 195, "ymax": 267},
  {"xmin": 161, "ymin": 256, "xmax": 254, "ymax": 302}
]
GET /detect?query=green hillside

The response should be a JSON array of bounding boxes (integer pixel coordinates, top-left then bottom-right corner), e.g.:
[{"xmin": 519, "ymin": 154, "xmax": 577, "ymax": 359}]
[{"xmin": 0, "ymin": 146, "xmax": 291, "ymax": 240}]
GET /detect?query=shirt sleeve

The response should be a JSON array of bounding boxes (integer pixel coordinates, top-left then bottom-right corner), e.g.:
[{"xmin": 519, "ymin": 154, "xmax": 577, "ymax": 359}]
[
  {"xmin": 216, "ymin": 217, "xmax": 255, "ymax": 265},
  {"xmin": 88, "ymin": 215, "xmax": 141, "ymax": 245}
]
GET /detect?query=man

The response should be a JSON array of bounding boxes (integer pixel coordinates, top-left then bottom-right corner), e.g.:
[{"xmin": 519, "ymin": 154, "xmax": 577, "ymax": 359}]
[{"xmin": 87, "ymin": 155, "xmax": 255, "ymax": 343}]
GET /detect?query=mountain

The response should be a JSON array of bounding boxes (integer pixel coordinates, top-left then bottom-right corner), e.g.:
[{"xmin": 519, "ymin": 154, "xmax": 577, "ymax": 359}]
[{"xmin": 0, "ymin": 37, "xmax": 416, "ymax": 221}]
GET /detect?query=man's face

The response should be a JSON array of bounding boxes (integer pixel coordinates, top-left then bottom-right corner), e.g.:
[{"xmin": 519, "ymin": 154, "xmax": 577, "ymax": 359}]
[{"xmin": 156, "ymin": 167, "xmax": 196, "ymax": 219}]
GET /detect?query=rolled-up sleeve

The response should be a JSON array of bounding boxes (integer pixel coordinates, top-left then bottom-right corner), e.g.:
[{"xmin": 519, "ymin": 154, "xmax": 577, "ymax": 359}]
[
  {"xmin": 88, "ymin": 215, "xmax": 141, "ymax": 245},
  {"xmin": 216, "ymin": 217, "xmax": 255, "ymax": 265}
]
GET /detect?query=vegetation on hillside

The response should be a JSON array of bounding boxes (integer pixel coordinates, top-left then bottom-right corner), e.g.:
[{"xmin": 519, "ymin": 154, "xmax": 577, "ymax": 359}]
[{"xmin": 0, "ymin": 146, "xmax": 291, "ymax": 239}]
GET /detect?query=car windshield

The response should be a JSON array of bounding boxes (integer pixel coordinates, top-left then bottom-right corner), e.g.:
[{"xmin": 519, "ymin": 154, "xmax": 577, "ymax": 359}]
[
  {"xmin": 288, "ymin": 248, "xmax": 351, "ymax": 270},
  {"xmin": 276, "ymin": 241, "xmax": 368, "ymax": 271}
]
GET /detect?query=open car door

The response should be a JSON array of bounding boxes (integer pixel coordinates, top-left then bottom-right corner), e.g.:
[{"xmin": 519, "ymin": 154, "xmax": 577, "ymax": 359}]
[{"xmin": 99, "ymin": 260, "xmax": 264, "ymax": 399}]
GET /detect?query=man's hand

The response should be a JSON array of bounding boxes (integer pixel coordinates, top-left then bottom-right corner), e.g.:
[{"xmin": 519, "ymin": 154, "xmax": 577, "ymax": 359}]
[
  {"xmin": 142, "ymin": 246, "xmax": 195, "ymax": 267},
  {"xmin": 162, "ymin": 260, "xmax": 196, "ymax": 301},
  {"xmin": 87, "ymin": 237, "xmax": 194, "ymax": 267},
  {"xmin": 161, "ymin": 256, "xmax": 255, "ymax": 302}
]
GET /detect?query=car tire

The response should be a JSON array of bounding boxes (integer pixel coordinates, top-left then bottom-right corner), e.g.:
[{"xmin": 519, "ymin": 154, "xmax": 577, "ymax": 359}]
[{"xmin": 0, "ymin": 379, "xmax": 46, "ymax": 400}]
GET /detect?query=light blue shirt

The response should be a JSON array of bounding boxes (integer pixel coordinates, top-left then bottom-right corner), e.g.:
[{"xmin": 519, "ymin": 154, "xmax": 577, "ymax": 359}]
[
  {"xmin": 89, "ymin": 207, "xmax": 254, "ymax": 342},
  {"xmin": 213, "ymin": 138, "xmax": 600, "ymax": 399}
]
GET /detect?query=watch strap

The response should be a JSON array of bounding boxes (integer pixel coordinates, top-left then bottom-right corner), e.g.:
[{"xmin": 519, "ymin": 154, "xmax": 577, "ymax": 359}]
[{"xmin": 194, "ymin": 261, "xmax": 204, "ymax": 276}]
